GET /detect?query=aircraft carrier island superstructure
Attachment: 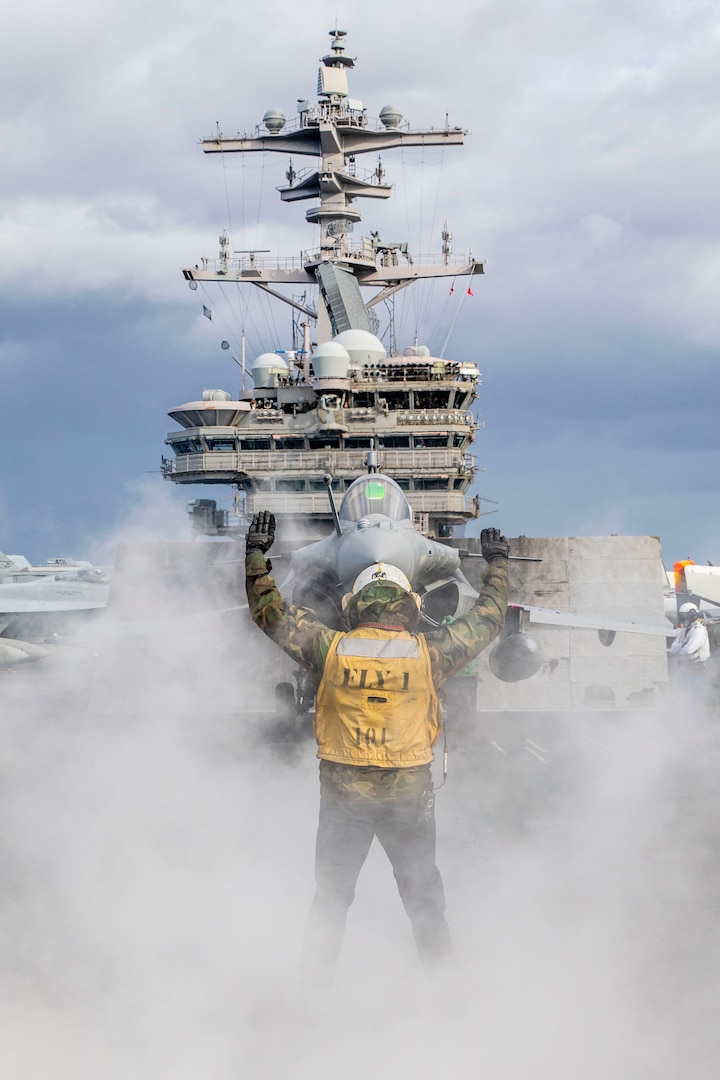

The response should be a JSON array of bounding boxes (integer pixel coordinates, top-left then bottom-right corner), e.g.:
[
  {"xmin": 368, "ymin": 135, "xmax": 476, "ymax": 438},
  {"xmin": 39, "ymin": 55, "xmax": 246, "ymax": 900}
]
[
  {"xmin": 162, "ymin": 29, "xmax": 486, "ymax": 541},
  {"xmin": 90, "ymin": 31, "xmax": 671, "ymax": 716}
]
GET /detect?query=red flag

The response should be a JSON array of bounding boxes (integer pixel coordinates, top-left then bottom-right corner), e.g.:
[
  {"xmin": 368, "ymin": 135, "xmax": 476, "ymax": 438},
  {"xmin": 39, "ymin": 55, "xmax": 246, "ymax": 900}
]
[
  {"xmin": 467, "ymin": 286, "xmax": 474, "ymax": 296},
  {"xmin": 449, "ymin": 284, "xmax": 454, "ymax": 295}
]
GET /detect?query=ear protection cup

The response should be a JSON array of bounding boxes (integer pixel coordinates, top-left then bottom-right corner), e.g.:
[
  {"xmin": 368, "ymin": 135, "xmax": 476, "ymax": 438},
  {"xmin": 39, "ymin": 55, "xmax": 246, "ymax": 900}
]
[{"xmin": 412, "ymin": 592, "xmax": 422, "ymax": 613}]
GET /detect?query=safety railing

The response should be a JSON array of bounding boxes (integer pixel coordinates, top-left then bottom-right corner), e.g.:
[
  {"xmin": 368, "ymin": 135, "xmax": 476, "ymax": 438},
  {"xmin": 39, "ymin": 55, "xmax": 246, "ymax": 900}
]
[{"xmin": 163, "ymin": 448, "xmax": 475, "ymax": 477}]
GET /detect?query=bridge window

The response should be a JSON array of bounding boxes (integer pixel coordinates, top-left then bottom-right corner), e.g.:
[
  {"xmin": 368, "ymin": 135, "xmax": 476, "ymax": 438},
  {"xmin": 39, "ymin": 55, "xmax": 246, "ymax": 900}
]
[
  {"xmin": 378, "ymin": 434, "xmax": 410, "ymax": 448},
  {"xmin": 351, "ymin": 392, "xmax": 375, "ymax": 408},
  {"xmin": 413, "ymin": 391, "xmax": 452, "ymax": 409},
  {"xmin": 275, "ymin": 436, "xmax": 306, "ymax": 450},
  {"xmin": 454, "ymin": 390, "xmax": 475, "ymax": 410},
  {"xmin": 309, "ymin": 477, "xmax": 342, "ymax": 492},
  {"xmin": 275, "ymin": 478, "xmax": 306, "ymax": 493},
  {"xmin": 378, "ymin": 391, "xmax": 410, "ymax": 410},
  {"xmin": 344, "ymin": 436, "xmax": 372, "ymax": 449},
  {"xmin": 206, "ymin": 438, "xmax": 236, "ymax": 452},
  {"xmin": 413, "ymin": 434, "xmax": 449, "ymax": 448},
  {"xmin": 239, "ymin": 437, "xmax": 272, "ymax": 451},
  {"xmin": 414, "ymin": 477, "xmax": 449, "ymax": 490},
  {"xmin": 309, "ymin": 432, "xmax": 342, "ymax": 449},
  {"xmin": 171, "ymin": 438, "xmax": 202, "ymax": 455}
]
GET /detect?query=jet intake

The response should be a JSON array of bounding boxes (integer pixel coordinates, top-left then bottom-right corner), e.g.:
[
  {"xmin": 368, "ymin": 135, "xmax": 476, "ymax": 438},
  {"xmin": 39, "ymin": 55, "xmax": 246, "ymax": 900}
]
[
  {"xmin": 421, "ymin": 581, "xmax": 462, "ymax": 626},
  {"xmin": 488, "ymin": 633, "xmax": 543, "ymax": 682}
]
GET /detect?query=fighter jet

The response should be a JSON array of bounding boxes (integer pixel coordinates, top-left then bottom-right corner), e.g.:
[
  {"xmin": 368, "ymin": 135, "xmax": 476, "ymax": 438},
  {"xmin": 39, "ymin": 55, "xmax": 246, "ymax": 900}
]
[
  {"xmin": 0, "ymin": 552, "xmax": 97, "ymax": 582},
  {"xmin": 0, "ymin": 567, "xmax": 110, "ymax": 667},
  {"xmin": 280, "ymin": 472, "xmax": 675, "ymax": 692},
  {"xmin": 288, "ymin": 473, "xmax": 477, "ymax": 628}
]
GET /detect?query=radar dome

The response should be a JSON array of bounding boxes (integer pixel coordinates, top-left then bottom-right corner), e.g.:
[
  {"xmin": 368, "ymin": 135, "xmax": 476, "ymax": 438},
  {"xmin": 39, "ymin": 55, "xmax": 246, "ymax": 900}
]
[
  {"xmin": 250, "ymin": 352, "xmax": 289, "ymax": 388},
  {"xmin": 333, "ymin": 330, "xmax": 386, "ymax": 367},
  {"xmin": 263, "ymin": 109, "xmax": 286, "ymax": 133},
  {"xmin": 202, "ymin": 389, "xmax": 232, "ymax": 401},
  {"xmin": 380, "ymin": 105, "xmax": 403, "ymax": 129},
  {"xmin": 312, "ymin": 341, "xmax": 351, "ymax": 380}
]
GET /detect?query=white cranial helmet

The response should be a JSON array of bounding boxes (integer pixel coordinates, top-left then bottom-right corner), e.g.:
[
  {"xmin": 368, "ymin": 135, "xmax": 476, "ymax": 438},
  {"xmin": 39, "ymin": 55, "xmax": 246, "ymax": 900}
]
[{"xmin": 352, "ymin": 562, "xmax": 412, "ymax": 595}]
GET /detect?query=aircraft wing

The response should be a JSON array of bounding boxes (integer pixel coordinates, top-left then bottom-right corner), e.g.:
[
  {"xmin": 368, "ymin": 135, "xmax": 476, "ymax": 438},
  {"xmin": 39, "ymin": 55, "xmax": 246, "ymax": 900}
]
[
  {"xmin": 510, "ymin": 603, "xmax": 676, "ymax": 637},
  {"xmin": 0, "ymin": 599, "xmax": 107, "ymax": 614},
  {"xmin": 683, "ymin": 565, "xmax": 720, "ymax": 607},
  {"xmin": 60, "ymin": 605, "xmax": 248, "ymax": 643}
]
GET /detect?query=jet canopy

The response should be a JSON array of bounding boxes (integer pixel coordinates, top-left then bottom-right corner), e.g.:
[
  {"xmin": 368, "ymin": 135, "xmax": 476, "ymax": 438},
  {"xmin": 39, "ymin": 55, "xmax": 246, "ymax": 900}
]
[{"xmin": 339, "ymin": 475, "xmax": 412, "ymax": 524}]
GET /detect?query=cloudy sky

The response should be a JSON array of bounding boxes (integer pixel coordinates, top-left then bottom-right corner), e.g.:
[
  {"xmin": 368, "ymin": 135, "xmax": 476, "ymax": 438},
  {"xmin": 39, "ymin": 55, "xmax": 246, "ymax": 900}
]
[{"xmin": 1, "ymin": 0, "xmax": 719, "ymax": 567}]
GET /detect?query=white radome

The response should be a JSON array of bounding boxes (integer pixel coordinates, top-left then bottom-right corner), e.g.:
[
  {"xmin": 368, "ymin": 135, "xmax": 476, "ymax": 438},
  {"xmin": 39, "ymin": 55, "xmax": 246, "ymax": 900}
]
[{"xmin": 333, "ymin": 330, "xmax": 387, "ymax": 367}]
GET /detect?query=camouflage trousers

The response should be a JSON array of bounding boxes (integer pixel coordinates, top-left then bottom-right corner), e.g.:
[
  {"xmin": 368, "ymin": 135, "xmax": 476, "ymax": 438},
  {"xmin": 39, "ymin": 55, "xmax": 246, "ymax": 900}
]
[{"xmin": 300, "ymin": 788, "xmax": 455, "ymax": 995}]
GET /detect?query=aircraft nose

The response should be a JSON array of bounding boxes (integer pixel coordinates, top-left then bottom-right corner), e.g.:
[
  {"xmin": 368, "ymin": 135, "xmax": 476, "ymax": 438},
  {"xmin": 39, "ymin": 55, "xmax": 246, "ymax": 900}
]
[{"xmin": 336, "ymin": 525, "xmax": 417, "ymax": 589}]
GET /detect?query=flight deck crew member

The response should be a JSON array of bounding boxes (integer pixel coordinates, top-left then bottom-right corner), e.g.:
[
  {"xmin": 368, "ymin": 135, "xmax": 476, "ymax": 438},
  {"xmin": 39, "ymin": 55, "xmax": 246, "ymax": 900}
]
[
  {"xmin": 245, "ymin": 511, "xmax": 509, "ymax": 992},
  {"xmin": 669, "ymin": 604, "xmax": 708, "ymax": 686},
  {"xmin": 669, "ymin": 603, "xmax": 710, "ymax": 669}
]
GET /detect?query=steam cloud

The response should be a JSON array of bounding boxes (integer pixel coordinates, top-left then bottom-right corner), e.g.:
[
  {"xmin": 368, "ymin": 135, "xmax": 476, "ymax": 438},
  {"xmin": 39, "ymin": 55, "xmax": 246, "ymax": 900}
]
[{"xmin": 1, "ymin": 508, "xmax": 718, "ymax": 1077}]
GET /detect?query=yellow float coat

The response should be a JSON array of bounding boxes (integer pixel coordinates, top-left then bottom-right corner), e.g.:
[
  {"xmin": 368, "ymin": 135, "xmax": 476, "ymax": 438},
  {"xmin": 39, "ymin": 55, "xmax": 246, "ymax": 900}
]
[{"xmin": 314, "ymin": 626, "xmax": 442, "ymax": 767}]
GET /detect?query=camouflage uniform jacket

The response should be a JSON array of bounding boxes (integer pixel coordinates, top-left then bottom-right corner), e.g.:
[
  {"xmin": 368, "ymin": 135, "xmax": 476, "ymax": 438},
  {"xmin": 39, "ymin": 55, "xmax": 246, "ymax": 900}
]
[{"xmin": 246, "ymin": 549, "xmax": 508, "ymax": 799}]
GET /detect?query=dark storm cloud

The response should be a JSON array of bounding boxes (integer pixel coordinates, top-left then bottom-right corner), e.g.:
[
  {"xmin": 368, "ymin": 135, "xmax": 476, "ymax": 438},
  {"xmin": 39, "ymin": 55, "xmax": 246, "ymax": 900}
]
[{"xmin": 0, "ymin": 290, "xmax": 222, "ymax": 560}]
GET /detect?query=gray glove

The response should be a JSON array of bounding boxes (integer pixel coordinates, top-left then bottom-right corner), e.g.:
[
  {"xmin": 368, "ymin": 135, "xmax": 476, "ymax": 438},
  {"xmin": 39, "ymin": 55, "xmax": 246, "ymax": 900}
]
[
  {"xmin": 246, "ymin": 511, "xmax": 275, "ymax": 555},
  {"xmin": 481, "ymin": 527, "xmax": 509, "ymax": 561}
]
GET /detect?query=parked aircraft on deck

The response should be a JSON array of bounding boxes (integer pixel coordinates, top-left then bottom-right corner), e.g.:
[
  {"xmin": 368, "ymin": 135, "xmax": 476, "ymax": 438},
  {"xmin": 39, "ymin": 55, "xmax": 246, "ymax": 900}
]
[{"xmin": 0, "ymin": 563, "xmax": 110, "ymax": 667}]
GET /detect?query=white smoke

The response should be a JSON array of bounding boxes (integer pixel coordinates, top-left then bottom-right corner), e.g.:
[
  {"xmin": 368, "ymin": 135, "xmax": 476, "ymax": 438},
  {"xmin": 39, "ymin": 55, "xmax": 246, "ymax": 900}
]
[{"xmin": 1, "ymin": 499, "xmax": 719, "ymax": 1077}]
